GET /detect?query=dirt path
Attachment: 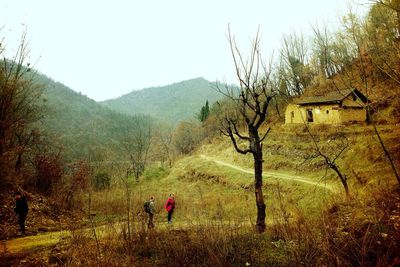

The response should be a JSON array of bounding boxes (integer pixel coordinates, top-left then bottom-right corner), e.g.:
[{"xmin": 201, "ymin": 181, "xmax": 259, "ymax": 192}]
[
  {"xmin": 0, "ymin": 223, "xmax": 125, "ymax": 254},
  {"xmin": 199, "ymin": 154, "xmax": 336, "ymax": 192},
  {"xmin": 1, "ymin": 155, "xmax": 335, "ymax": 256},
  {"xmin": 0, "ymin": 224, "xmax": 117, "ymax": 255},
  {"xmin": 0, "ymin": 222, "xmax": 137, "ymax": 255},
  {"xmin": 0, "ymin": 231, "xmax": 69, "ymax": 254},
  {"xmin": 0, "ymin": 219, "xmax": 250, "ymax": 255}
]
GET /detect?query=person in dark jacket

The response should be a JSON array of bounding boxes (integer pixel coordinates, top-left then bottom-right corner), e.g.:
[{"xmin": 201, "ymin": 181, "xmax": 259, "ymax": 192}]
[
  {"xmin": 164, "ymin": 193, "xmax": 175, "ymax": 224},
  {"xmin": 144, "ymin": 196, "xmax": 156, "ymax": 228},
  {"xmin": 14, "ymin": 191, "xmax": 28, "ymax": 234}
]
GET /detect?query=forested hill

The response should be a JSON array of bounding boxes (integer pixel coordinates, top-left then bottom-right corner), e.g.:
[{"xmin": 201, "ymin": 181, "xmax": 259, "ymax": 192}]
[
  {"xmin": 36, "ymin": 73, "xmax": 150, "ymax": 162},
  {"xmin": 100, "ymin": 77, "xmax": 224, "ymax": 123}
]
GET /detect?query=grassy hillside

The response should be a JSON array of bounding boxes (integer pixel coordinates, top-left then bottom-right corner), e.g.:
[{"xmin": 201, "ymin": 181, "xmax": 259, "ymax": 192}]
[
  {"xmin": 100, "ymin": 77, "xmax": 225, "ymax": 123},
  {"xmin": 199, "ymin": 123, "xmax": 400, "ymax": 188},
  {"xmin": 43, "ymin": 122, "xmax": 399, "ymax": 265}
]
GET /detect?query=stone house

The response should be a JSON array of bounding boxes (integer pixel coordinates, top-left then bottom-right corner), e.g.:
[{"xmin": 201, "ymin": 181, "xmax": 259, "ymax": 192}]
[{"xmin": 285, "ymin": 88, "xmax": 368, "ymax": 124}]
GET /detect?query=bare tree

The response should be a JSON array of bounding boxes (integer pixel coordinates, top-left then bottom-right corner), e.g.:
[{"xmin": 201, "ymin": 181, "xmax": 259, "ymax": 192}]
[
  {"xmin": 311, "ymin": 23, "xmax": 347, "ymax": 79},
  {"xmin": 120, "ymin": 168, "xmax": 133, "ymax": 252},
  {"xmin": 279, "ymin": 32, "xmax": 314, "ymax": 96},
  {"xmin": 156, "ymin": 123, "xmax": 174, "ymax": 168},
  {"xmin": 219, "ymin": 27, "xmax": 275, "ymax": 233},
  {"xmin": 304, "ymin": 126, "xmax": 350, "ymax": 196},
  {"xmin": 366, "ymin": 1, "xmax": 400, "ymax": 84},
  {"xmin": 172, "ymin": 121, "xmax": 200, "ymax": 155},
  {"xmin": 0, "ymin": 31, "xmax": 43, "ymax": 182},
  {"xmin": 87, "ymin": 190, "xmax": 101, "ymax": 262},
  {"xmin": 119, "ymin": 116, "xmax": 153, "ymax": 181}
]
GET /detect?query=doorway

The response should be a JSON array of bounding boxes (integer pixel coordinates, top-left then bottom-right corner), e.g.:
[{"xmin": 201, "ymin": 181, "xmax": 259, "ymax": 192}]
[{"xmin": 306, "ymin": 109, "xmax": 313, "ymax": 123}]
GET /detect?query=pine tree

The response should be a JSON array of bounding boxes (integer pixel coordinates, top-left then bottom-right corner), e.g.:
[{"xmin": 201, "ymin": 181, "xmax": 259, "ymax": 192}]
[{"xmin": 197, "ymin": 100, "xmax": 210, "ymax": 122}]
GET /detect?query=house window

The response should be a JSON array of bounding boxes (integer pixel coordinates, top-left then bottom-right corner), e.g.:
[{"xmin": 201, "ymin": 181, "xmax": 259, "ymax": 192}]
[
  {"xmin": 291, "ymin": 111, "xmax": 294, "ymax": 118},
  {"xmin": 306, "ymin": 109, "xmax": 313, "ymax": 123}
]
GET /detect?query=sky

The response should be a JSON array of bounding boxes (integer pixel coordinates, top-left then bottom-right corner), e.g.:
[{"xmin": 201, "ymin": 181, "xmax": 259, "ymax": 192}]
[{"xmin": 0, "ymin": 0, "xmax": 367, "ymax": 101}]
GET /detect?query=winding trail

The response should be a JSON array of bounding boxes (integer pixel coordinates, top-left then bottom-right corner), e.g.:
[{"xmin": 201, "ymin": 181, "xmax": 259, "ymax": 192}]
[{"xmin": 199, "ymin": 154, "xmax": 336, "ymax": 192}]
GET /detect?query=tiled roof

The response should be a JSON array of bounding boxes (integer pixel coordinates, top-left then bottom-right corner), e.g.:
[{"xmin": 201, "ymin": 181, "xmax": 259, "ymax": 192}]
[{"xmin": 293, "ymin": 89, "xmax": 366, "ymax": 105}]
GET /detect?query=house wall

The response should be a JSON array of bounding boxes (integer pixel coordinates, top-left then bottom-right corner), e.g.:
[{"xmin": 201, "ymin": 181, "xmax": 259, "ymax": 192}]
[
  {"xmin": 339, "ymin": 108, "xmax": 366, "ymax": 123},
  {"xmin": 285, "ymin": 104, "xmax": 306, "ymax": 124},
  {"xmin": 285, "ymin": 104, "xmax": 365, "ymax": 124},
  {"xmin": 303, "ymin": 104, "xmax": 341, "ymax": 124}
]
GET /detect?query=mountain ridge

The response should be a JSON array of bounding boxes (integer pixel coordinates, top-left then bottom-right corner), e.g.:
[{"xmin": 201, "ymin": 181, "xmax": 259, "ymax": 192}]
[{"xmin": 100, "ymin": 77, "xmax": 225, "ymax": 123}]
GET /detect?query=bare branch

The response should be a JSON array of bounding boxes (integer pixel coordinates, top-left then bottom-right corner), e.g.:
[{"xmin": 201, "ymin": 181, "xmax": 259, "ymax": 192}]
[
  {"xmin": 260, "ymin": 127, "xmax": 271, "ymax": 143},
  {"xmin": 332, "ymin": 136, "xmax": 349, "ymax": 163},
  {"xmin": 225, "ymin": 125, "xmax": 252, "ymax": 155},
  {"xmin": 230, "ymin": 119, "xmax": 250, "ymax": 140}
]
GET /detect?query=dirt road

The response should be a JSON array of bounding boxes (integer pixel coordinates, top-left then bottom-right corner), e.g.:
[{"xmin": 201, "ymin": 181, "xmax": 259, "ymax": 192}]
[{"xmin": 199, "ymin": 154, "xmax": 336, "ymax": 192}]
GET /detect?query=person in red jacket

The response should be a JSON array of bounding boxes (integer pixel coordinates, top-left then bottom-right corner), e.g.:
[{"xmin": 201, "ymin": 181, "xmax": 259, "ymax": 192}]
[{"xmin": 164, "ymin": 193, "xmax": 175, "ymax": 224}]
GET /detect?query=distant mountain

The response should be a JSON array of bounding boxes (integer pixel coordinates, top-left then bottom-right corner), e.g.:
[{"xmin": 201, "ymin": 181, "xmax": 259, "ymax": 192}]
[
  {"xmin": 100, "ymin": 77, "xmax": 225, "ymax": 123},
  {"xmin": 34, "ymin": 73, "xmax": 151, "ymax": 162}
]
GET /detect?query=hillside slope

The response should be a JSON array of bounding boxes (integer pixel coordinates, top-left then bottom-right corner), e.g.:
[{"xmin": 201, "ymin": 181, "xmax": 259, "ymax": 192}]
[
  {"xmin": 197, "ymin": 123, "xmax": 400, "ymax": 189},
  {"xmin": 35, "ymin": 74, "xmax": 149, "ymax": 162},
  {"xmin": 100, "ymin": 77, "xmax": 224, "ymax": 123}
]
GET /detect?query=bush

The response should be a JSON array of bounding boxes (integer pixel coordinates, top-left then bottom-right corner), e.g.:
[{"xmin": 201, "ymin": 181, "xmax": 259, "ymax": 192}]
[
  {"xmin": 142, "ymin": 166, "xmax": 168, "ymax": 180},
  {"xmin": 172, "ymin": 121, "xmax": 202, "ymax": 154},
  {"xmin": 93, "ymin": 172, "xmax": 111, "ymax": 190},
  {"xmin": 64, "ymin": 161, "xmax": 91, "ymax": 210},
  {"xmin": 35, "ymin": 154, "xmax": 63, "ymax": 195}
]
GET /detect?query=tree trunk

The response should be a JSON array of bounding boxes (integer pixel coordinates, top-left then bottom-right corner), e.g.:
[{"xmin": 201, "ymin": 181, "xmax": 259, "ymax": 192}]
[
  {"xmin": 396, "ymin": 1, "xmax": 400, "ymax": 38},
  {"xmin": 373, "ymin": 124, "xmax": 400, "ymax": 184},
  {"xmin": 254, "ymin": 152, "xmax": 266, "ymax": 233},
  {"xmin": 332, "ymin": 165, "xmax": 349, "ymax": 196}
]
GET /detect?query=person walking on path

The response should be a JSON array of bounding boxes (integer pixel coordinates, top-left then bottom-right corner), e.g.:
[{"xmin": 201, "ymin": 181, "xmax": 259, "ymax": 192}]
[
  {"xmin": 14, "ymin": 191, "xmax": 29, "ymax": 235},
  {"xmin": 164, "ymin": 193, "xmax": 175, "ymax": 224},
  {"xmin": 144, "ymin": 196, "xmax": 156, "ymax": 228}
]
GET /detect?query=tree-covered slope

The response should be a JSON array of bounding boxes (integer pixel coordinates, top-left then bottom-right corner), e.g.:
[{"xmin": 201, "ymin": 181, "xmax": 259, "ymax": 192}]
[
  {"xmin": 35, "ymin": 73, "xmax": 150, "ymax": 162},
  {"xmin": 100, "ymin": 77, "xmax": 224, "ymax": 123}
]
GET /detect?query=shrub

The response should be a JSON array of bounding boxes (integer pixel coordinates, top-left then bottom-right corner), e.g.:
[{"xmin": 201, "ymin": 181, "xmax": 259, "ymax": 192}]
[
  {"xmin": 93, "ymin": 172, "xmax": 111, "ymax": 190},
  {"xmin": 64, "ymin": 161, "xmax": 91, "ymax": 210},
  {"xmin": 172, "ymin": 121, "xmax": 202, "ymax": 154},
  {"xmin": 35, "ymin": 154, "xmax": 63, "ymax": 195}
]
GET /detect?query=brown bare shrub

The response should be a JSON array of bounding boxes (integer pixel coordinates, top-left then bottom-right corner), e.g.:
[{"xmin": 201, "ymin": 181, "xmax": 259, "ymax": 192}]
[{"xmin": 34, "ymin": 154, "xmax": 63, "ymax": 195}]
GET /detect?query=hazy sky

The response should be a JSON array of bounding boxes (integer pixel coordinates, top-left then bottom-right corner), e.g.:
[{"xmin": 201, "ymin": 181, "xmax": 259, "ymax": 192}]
[{"xmin": 0, "ymin": 0, "xmax": 366, "ymax": 101}]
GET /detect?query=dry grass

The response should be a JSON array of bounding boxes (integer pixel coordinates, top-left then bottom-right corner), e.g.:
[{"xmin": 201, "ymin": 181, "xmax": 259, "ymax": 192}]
[
  {"xmin": 9, "ymin": 123, "xmax": 398, "ymax": 266},
  {"xmin": 56, "ymin": 157, "xmax": 328, "ymax": 265},
  {"xmin": 52, "ymin": 180, "xmax": 400, "ymax": 266},
  {"xmin": 58, "ymin": 222, "xmax": 276, "ymax": 266}
]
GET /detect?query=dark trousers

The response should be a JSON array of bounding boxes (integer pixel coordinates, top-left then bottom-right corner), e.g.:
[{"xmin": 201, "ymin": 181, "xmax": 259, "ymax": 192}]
[
  {"xmin": 148, "ymin": 213, "xmax": 154, "ymax": 228},
  {"xmin": 18, "ymin": 213, "xmax": 27, "ymax": 233},
  {"xmin": 167, "ymin": 210, "xmax": 174, "ymax": 222}
]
